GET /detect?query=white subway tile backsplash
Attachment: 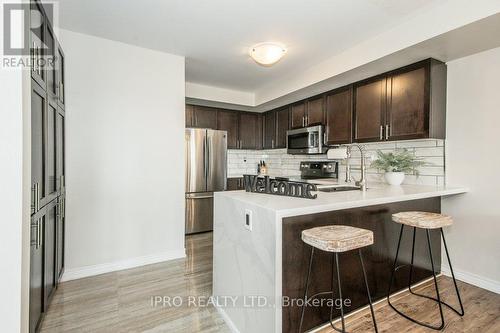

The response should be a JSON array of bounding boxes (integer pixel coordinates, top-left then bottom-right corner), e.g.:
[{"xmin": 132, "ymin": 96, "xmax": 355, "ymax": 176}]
[{"xmin": 227, "ymin": 139, "xmax": 445, "ymax": 186}]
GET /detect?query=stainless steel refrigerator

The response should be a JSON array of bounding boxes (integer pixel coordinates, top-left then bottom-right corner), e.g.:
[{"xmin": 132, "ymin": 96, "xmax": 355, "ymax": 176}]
[{"xmin": 185, "ymin": 128, "xmax": 227, "ymax": 234}]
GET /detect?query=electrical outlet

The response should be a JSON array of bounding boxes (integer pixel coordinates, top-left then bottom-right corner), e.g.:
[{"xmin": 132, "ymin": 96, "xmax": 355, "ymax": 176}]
[{"xmin": 244, "ymin": 209, "xmax": 253, "ymax": 231}]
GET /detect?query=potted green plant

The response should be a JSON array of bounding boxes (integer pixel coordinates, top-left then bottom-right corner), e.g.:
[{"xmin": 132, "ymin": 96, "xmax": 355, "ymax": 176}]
[{"xmin": 370, "ymin": 149, "xmax": 426, "ymax": 185}]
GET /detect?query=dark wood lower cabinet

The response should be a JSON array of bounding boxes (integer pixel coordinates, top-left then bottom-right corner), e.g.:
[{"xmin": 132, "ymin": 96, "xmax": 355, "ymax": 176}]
[
  {"xmin": 227, "ymin": 177, "xmax": 244, "ymax": 191},
  {"xmin": 281, "ymin": 198, "xmax": 441, "ymax": 333}
]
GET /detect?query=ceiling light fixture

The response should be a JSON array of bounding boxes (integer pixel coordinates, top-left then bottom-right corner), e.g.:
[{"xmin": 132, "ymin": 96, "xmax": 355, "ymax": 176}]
[{"xmin": 250, "ymin": 42, "xmax": 287, "ymax": 67}]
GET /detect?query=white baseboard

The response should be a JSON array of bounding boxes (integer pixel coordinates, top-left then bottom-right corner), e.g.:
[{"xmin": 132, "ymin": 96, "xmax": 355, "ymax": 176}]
[
  {"xmin": 441, "ymin": 265, "xmax": 500, "ymax": 294},
  {"xmin": 214, "ymin": 305, "xmax": 241, "ymax": 333},
  {"xmin": 61, "ymin": 249, "xmax": 186, "ymax": 282}
]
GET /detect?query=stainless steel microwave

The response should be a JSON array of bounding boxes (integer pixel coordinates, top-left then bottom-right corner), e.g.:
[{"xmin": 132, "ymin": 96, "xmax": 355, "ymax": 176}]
[{"xmin": 287, "ymin": 125, "xmax": 328, "ymax": 154}]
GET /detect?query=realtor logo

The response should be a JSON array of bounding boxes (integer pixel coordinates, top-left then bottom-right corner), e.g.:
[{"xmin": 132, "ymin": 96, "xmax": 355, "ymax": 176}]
[{"xmin": 2, "ymin": 2, "xmax": 55, "ymax": 69}]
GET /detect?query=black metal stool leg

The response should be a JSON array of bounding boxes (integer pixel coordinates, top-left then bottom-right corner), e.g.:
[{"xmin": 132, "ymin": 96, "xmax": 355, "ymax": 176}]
[
  {"xmin": 407, "ymin": 227, "xmax": 417, "ymax": 289},
  {"xmin": 387, "ymin": 224, "xmax": 405, "ymax": 299},
  {"xmin": 359, "ymin": 249, "xmax": 378, "ymax": 333},
  {"xmin": 425, "ymin": 229, "xmax": 445, "ymax": 330},
  {"xmin": 388, "ymin": 225, "xmax": 446, "ymax": 330},
  {"xmin": 407, "ymin": 228, "xmax": 465, "ymax": 317},
  {"xmin": 332, "ymin": 253, "xmax": 346, "ymax": 333},
  {"xmin": 441, "ymin": 228, "xmax": 465, "ymax": 316},
  {"xmin": 299, "ymin": 247, "xmax": 314, "ymax": 333}
]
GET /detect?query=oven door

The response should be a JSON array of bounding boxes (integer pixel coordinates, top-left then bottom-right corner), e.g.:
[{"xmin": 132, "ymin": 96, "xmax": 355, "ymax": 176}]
[{"xmin": 287, "ymin": 125, "xmax": 326, "ymax": 154}]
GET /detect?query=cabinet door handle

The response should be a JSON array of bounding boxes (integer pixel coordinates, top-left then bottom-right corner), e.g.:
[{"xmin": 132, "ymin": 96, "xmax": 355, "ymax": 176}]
[
  {"xmin": 271, "ymin": 139, "xmax": 274, "ymax": 149},
  {"xmin": 385, "ymin": 124, "xmax": 389, "ymax": 140},
  {"xmin": 379, "ymin": 125, "xmax": 383, "ymax": 140}
]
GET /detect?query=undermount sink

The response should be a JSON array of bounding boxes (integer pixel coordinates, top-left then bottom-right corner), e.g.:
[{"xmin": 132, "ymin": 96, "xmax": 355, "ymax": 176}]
[{"xmin": 317, "ymin": 185, "xmax": 361, "ymax": 192}]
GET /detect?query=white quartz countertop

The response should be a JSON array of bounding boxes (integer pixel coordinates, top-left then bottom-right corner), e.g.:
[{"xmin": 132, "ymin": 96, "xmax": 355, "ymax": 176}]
[{"xmin": 215, "ymin": 182, "xmax": 468, "ymax": 218}]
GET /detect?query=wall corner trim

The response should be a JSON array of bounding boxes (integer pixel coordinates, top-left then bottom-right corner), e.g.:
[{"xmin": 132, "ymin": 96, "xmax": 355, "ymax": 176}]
[
  {"xmin": 61, "ymin": 249, "xmax": 186, "ymax": 282},
  {"xmin": 441, "ymin": 265, "xmax": 500, "ymax": 295}
]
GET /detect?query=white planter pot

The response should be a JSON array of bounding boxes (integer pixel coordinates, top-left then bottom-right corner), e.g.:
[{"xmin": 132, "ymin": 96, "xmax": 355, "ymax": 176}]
[{"xmin": 384, "ymin": 172, "xmax": 405, "ymax": 185}]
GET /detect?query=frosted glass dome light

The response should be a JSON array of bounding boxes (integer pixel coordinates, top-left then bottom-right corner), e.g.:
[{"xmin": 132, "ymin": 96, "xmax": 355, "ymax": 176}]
[{"xmin": 250, "ymin": 42, "xmax": 287, "ymax": 66}]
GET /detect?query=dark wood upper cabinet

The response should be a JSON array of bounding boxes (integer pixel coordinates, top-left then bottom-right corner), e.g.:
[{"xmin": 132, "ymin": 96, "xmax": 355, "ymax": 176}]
[
  {"xmin": 306, "ymin": 96, "xmax": 325, "ymax": 126},
  {"xmin": 386, "ymin": 66, "xmax": 428, "ymax": 140},
  {"xmin": 355, "ymin": 59, "xmax": 446, "ymax": 143},
  {"xmin": 354, "ymin": 77, "xmax": 386, "ymax": 142},
  {"xmin": 217, "ymin": 110, "xmax": 239, "ymax": 149},
  {"xmin": 325, "ymin": 87, "xmax": 352, "ymax": 145},
  {"xmin": 238, "ymin": 113, "xmax": 260, "ymax": 149},
  {"xmin": 276, "ymin": 107, "xmax": 290, "ymax": 148},
  {"xmin": 386, "ymin": 60, "xmax": 446, "ymax": 140},
  {"xmin": 290, "ymin": 102, "xmax": 306, "ymax": 129},
  {"xmin": 193, "ymin": 106, "xmax": 218, "ymax": 129},
  {"xmin": 185, "ymin": 104, "xmax": 194, "ymax": 127},
  {"xmin": 263, "ymin": 111, "xmax": 276, "ymax": 149},
  {"xmin": 186, "ymin": 59, "xmax": 445, "ymax": 147}
]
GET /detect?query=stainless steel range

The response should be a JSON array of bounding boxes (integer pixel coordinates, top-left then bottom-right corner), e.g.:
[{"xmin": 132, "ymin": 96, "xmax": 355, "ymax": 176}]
[{"xmin": 299, "ymin": 161, "xmax": 338, "ymax": 179}]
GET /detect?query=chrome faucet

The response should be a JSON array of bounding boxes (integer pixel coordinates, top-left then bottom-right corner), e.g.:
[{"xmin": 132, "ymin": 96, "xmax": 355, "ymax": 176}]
[{"xmin": 344, "ymin": 144, "xmax": 367, "ymax": 191}]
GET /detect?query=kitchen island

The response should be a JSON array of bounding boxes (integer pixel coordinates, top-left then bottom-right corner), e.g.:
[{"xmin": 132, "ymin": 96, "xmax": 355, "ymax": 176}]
[{"xmin": 213, "ymin": 182, "xmax": 468, "ymax": 333}]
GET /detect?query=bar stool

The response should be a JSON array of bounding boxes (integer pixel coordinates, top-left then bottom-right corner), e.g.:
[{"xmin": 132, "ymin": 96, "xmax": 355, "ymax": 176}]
[
  {"xmin": 299, "ymin": 225, "xmax": 378, "ymax": 333},
  {"xmin": 387, "ymin": 211, "xmax": 465, "ymax": 330}
]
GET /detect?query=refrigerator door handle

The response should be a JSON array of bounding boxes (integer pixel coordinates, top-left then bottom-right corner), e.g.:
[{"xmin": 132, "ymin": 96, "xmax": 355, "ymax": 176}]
[
  {"xmin": 207, "ymin": 135, "xmax": 211, "ymax": 186},
  {"xmin": 203, "ymin": 134, "xmax": 207, "ymax": 186}
]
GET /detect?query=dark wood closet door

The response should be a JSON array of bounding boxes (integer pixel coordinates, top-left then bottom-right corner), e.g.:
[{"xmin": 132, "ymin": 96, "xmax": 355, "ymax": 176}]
[
  {"xmin": 193, "ymin": 106, "xmax": 218, "ymax": 129},
  {"xmin": 325, "ymin": 87, "xmax": 352, "ymax": 145},
  {"xmin": 31, "ymin": 82, "xmax": 47, "ymax": 214},
  {"xmin": 217, "ymin": 110, "xmax": 239, "ymax": 148},
  {"xmin": 263, "ymin": 111, "xmax": 276, "ymax": 149},
  {"xmin": 306, "ymin": 96, "xmax": 324, "ymax": 126},
  {"xmin": 56, "ymin": 109, "xmax": 65, "ymax": 193},
  {"xmin": 47, "ymin": 101, "xmax": 57, "ymax": 198},
  {"xmin": 276, "ymin": 107, "xmax": 290, "ymax": 148},
  {"xmin": 44, "ymin": 202, "xmax": 57, "ymax": 309},
  {"xmin": 29, "ymin": 213, "xmax": 44, "ymax": 333},
  {"xmin": 354, "ymin": 78, "xmax": 386, "ymax": 142},
  {"xmin": 387, "ymin": 66, "xmax": 429, "ymax": 140},
  {"xmin": 56, "ymin": 46, "xmax": 65, "ymax": 106},
  {"xmin": 290, "ymin": 102, "xmax": 306, "ymax": 129}
]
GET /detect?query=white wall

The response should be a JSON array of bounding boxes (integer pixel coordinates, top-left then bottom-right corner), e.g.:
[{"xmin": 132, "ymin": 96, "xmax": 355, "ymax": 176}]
[
  {"xmin": 0, "ymin": 0, "xmax": 31, "ymax": 329},
  {"xmin": 59, "ymin": 29, "xmax": 186, "ymax": 281},
  {"xmin": 186, "ymin": 82, "xmax": 255, "ymax": 106},
  {"xmin": 442, "ymin": 46, "xmax": 500, "ymax": 293}
]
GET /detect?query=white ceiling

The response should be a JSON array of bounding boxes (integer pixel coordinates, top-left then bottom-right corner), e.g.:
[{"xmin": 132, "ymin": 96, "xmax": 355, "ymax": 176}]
[{"xmin": 55, "ymin": 0, "xmax": 442, "ymax": 93}]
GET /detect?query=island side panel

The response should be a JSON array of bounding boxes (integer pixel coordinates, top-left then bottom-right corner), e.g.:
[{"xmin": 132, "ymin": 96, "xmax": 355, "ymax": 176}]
[
  {"xmin": 281, "ymin": 197, "xmax": 441, "ymax": 333},
  {"xmin": 213, "ymin": 193, "xmax": 280, "ymax": 333}
]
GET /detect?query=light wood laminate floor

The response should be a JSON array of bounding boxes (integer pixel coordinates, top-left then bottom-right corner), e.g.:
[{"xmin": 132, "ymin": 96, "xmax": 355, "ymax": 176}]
[{"xmin": 40, "ymin": 232, "xmax": 500, "ymax": 332}]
